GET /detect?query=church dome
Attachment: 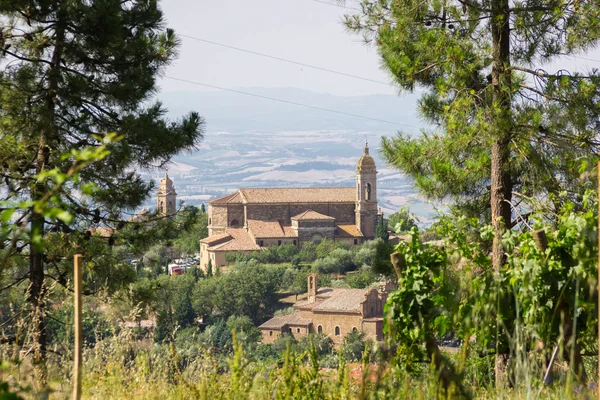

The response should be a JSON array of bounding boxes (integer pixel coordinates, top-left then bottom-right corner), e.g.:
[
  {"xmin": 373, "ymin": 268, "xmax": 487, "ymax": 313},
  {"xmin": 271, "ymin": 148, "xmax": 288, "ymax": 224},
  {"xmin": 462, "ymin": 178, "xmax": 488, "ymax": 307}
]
[{"xmin": 356, "ymin": 143, "xmax": 376, "ymax": 172}]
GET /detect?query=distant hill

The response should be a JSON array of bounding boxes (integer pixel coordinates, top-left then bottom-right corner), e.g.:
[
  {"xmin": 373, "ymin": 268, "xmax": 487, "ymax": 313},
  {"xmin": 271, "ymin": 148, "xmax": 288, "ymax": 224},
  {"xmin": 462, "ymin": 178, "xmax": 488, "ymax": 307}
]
[{"xmin": 158, "ymin": 87, "xmax": 424, "ymax": 133}]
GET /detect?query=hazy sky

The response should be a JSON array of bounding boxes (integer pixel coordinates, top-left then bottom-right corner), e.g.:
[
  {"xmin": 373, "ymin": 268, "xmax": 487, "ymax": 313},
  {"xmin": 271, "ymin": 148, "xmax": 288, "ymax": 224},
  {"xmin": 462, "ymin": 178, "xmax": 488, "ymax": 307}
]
[{"xmin": 158, "ymin": 0, "xmax": 600, "ymax": 97}]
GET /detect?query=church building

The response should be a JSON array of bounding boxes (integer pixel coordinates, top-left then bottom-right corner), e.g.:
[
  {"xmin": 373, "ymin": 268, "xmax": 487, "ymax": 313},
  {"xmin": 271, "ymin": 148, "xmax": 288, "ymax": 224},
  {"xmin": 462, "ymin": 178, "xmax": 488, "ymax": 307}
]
[
  {"xmin": 199, "ymin": 143, "xmax": 381, "ymax": 269},
  {"xmin": 259, "ymin": 273, "xmax": 393, "ymax": 345}
]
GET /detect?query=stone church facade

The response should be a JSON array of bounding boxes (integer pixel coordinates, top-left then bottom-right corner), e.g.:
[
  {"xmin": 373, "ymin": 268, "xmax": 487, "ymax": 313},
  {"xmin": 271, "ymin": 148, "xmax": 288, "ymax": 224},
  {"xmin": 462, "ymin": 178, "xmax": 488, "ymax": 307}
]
[
  {"xmin": 199, "ymin": 144, "xmax": 381, "ymax": 270},
  {"xmin": 259, "ymin": 273, "xmax": 393, "ymax": 345}
]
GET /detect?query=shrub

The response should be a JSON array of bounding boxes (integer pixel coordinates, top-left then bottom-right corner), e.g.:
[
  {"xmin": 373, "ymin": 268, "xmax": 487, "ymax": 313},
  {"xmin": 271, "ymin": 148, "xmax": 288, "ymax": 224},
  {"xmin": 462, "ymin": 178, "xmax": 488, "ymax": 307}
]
[
  {"xmin": 344, "ymin": 266, "xmax": 377, "ymax": 289},
  {"xmin": 341, "ymin": 330, "xmax": 369, "ymax": 362},
  {"xmin": 298, "ymin": 242, "xmax": 317, "ymax": 262}
]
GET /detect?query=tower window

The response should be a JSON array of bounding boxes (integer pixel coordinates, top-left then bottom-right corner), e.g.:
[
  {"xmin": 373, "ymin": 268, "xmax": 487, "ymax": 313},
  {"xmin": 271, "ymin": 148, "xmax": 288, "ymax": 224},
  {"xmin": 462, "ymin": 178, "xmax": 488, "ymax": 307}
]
[
  {"xmin": 335, "ymin": 326, "xmax": 341, "ymax": 336},
  {"xmin": 317, "ymin": 325, "xmax": 323, "ymax": 334},
  {"xmin": 366, "ymin": 183, "xmax": 372, "ymax": 201}
]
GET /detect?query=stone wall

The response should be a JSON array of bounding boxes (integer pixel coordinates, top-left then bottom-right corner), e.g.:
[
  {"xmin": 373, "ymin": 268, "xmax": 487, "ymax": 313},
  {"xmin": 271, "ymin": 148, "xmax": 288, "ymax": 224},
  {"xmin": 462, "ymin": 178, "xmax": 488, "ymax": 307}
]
[
  {"xmin": 361, "ymin": 319, "xmax": 384, "ymax": 341},
  {"xmin": 258, "ymin": 238, "xmax": 297, "ymax": 247},
  {"xmin": 361, "ymin": 289, "xmax": 383, "ymax": 318},
  {"xmin": 260, "ymin": 324, "xmax": 310, "ymax": 343},
  {"xmin": 311, "ymin": 311, "xmax": 364, "ymax": 345},
  {"xmin": 228, "ymin": 204, "xmax": 245, "ymax": 227},
  {"xmin": 199, "ymin": 243, "xmax": 210, "ymax": 271},
  {"xmin": 296, "ymin": 219, "xmax": 336, "ymax": 244},
  {"xmin": 208, "ymin": 204, "xmax": 228, "ymax": 235},
  {"xmin": 289, "ymin": 203, "xmax": 330, "ymax": 219},
  {"xmin": 245, "ymin": 202, "xmax": 356, "ymax": 225},
  {"xmin": 328, "ymin": 203, "xmax": 356, "ymax": 224},
  {"xmin": 261, "ymin": 328, "xmax": 279, "ymax": 344}
]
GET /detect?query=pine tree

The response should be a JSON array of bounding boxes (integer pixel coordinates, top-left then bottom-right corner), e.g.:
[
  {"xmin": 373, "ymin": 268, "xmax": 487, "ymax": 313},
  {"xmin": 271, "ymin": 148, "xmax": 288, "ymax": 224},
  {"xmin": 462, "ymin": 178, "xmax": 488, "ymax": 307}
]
[
  {"xmin": 346, "ymin": 0, "xmax": 600, "ymax": 273},
  {"xmin": 0, "ymin": 0, "xmax": 204, "ymax": 375},
  {"xmin": 200, "ymin": 203, "xmax": 206, "ymax": 213},
  {"xmin": 206, "ymin": 259, "xmax": 213, "ymax": 278}
]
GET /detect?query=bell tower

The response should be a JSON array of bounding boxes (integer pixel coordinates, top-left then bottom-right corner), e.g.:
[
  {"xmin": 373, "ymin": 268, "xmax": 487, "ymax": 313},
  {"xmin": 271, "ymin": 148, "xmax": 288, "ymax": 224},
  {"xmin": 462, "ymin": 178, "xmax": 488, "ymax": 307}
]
[
  {"xmin": 355, "ymin": 142, "xmax": 378, "ymax": 239},
  {"xmin": 157, "ymin": 173, "xmax": 177, "ymax": 216}
]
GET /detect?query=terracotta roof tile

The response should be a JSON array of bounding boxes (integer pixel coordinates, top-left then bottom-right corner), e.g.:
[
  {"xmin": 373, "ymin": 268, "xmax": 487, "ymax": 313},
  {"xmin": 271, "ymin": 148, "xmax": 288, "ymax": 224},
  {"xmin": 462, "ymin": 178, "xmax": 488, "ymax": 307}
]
[
  {"xmin": 208, "ymin": 228, "xmax": 261, "ymax": 252},
  {"xmin": 313, "ymin": 288, "xmax": 371, "ymax": 312},
  {"xmin": 335, "ymin": 224, "xmax": 363, "ymax": 238},
  {"xmin": 239, "ymin": 187, "xmax": 355, "ymax": 204},
  {"xmin": 208, "ymin": 192, "xmax": 242, "ymax": 205},
  {"xmin": 292, "ymin": 210, "xmax": 336, "ymax": 221},
  {"xmin": 200, "ymin": 233, "xmax": 232, "ymax": 245},
  {"xmin": 247, "ymin": 220, "xmax": 297, "ymax": 239},
  {"xmin": 259, "ymin": 313, "xmax": 312, "ymax": 329}
]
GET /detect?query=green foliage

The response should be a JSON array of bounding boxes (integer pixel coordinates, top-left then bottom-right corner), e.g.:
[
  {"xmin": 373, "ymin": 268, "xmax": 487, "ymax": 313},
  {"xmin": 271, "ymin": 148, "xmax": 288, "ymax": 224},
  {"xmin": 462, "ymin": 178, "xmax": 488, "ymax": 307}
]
[
  {"xmin": 0, "ymin": 0, "xmax": 205, "ymax": 367},
  {"xmin": 173, "ymin": 206, "xmax": 208, "ymax": 255},
  {"xmin": 226, "ymin": 244, "xmax": 299, "ymax": 264},
  {"xmin": 376, "ymin": 218, "xmax": 390, "ymax": 241},
  {"xmin": 206, "ymin": 259, "xmax": 213, "ymax": 278},
  {"xmin": 387, "ymin": 206, "xmax": 418, "ymax": 234},
  {"xmin": 344, "ymin": 266, "xmax": 377, "ymax": 289},
  {"xmin": 341, "ymin": 329, "xmax": 369, "ymax": 363},
  {"xmin": 192, "ymin": 263, "xmax": 280, "ymax": 323},
  {"xmin": 315, "ymin": 239, "xmax": 349, "ymax": 260},
  {"xmin": 312, "ymin": 248, "xmax": 356, "ymax": 275},
  {"xmin": 346, "ymin": 0, "xmax": 600, "ymax": 224},
  {"xmin": 152, "ymin": 274, "xmax": 197, "ymax": 342},
  {"xmin": 385, "ymin": 227, "xmax": 457, "ymax": 371},
  {"xmin": 298, "ymin": 242, "xmax": 318, "ymax": 262}
]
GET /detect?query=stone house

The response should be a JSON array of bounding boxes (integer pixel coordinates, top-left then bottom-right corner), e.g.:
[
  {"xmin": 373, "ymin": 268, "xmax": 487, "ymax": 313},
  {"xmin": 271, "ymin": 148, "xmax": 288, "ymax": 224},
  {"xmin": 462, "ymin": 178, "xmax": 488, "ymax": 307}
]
[
  {"xmin": 199, "ymin": 144, "xmax": 381, "ymax": 270},
  {"xmin": 259, "ymin": 273, "xmax": 394, "ymax": 345}
]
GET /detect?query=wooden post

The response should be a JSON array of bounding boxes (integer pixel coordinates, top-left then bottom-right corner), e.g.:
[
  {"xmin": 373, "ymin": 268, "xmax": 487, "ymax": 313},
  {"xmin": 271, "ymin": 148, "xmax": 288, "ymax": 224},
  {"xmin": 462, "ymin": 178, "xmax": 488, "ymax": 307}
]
[{"xmin": 72, "ymin": 254, "xmax": 83, "ymax": 400}]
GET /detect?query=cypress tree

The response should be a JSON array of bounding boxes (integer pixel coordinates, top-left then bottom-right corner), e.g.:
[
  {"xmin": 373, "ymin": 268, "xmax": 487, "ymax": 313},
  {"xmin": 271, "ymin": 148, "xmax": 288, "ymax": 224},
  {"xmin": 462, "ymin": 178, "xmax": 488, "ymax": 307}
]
[
  {"xmin": 376, "ymin": 218, "xmax": 389, "ymax": 241},
  {"xmin": 0, "ymin": 0, "xmax": 204, "ymax": 376},
  {"xmin": 206, "ymin": 259, "xmax": 213, "ymax": 278}
]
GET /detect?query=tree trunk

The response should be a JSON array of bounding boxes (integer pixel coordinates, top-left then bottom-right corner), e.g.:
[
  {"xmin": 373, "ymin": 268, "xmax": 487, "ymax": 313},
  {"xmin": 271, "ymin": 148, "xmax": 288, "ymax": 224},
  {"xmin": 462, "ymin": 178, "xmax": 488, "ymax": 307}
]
[
  {"xmin": 27, "ymin": 8, "xmax": 66, "ymax": 385},
  {"xmin": 490, "ymin": 0, "xmax": 513, "ymax": 388}
]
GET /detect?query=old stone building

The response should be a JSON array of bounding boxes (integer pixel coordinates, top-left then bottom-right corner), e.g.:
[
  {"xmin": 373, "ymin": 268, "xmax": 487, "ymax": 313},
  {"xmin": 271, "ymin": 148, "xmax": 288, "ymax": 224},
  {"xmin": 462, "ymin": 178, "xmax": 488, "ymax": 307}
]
[
  {"xmin": 199, "ymin": 144, "xmax": 381, "ymax": 269},
  {"xmin": 259, "ymin": 274, "xmax": 393, "ymax": 345},
  {"xmin": 157, "ymin": 173, "xmax": 177, "ymax": 216}
]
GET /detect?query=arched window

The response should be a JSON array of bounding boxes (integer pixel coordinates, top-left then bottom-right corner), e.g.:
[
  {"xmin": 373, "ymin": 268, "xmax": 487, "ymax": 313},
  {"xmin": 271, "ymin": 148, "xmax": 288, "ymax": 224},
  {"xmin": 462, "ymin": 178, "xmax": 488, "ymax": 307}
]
[
  {"xmin": 317, "ymin": 325, "xmax": 323, "ymax": 334},
  {"xmin": 230, "ymin": 219, "xmax": 239, "ymax": 227},
  {"xmin": 365, "ymin": 183, "xmax": 372, "ymax": 201},
  {"xmin": 352, "ymin": 327, "xmax": 358, "ymax": 333},
  {"xmin": 309, "ymin": 276, "xmax": 313, "ymax": 290},
  {"xmin": 311, "ymin": 233, "xmax": 323, "ymax": 244},
  {"xmin": 167, "ymin": 200, "xmax": 173, "ymax": 213},
  {"xmin": 335, "ymin": 326, "xmax": 341, "ymax": 336},
  {"xmin": 159, "ymin": 201, "xmax": 164, "ymax": 211}
]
